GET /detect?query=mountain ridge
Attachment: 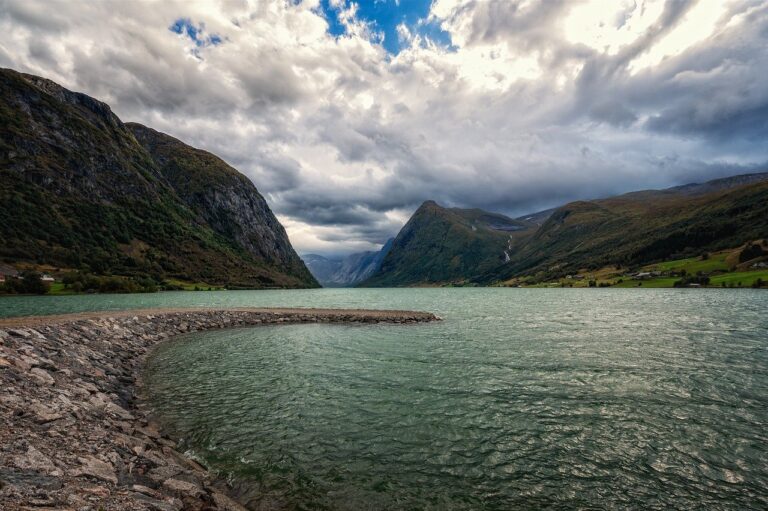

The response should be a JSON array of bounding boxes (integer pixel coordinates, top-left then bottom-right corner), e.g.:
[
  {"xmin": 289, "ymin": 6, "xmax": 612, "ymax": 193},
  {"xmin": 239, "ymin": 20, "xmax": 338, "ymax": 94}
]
[
  {"xmin": 362, "ymin": 172, "xmax": 768, "ymax": 287},
  {"xmin": 0, "ymin": 67, "xmax": 317, "ymax": 289}
]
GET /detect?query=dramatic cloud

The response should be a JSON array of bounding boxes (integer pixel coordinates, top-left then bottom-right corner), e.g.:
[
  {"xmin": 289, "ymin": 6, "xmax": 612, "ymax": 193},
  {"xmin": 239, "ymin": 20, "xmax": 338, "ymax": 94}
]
[{"xmin": 1, "ymin": 0, "xmax": 766, "ymax": 255}]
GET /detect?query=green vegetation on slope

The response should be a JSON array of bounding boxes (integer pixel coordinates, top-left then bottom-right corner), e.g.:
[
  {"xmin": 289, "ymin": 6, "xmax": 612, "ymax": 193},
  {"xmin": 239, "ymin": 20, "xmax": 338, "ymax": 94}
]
[
  {"xmin": 363, "ymin": 201, "xmax": 531, "ymax": 286},
  {"xmin": 360, "ymin": 173, "xmax": 768, "ymax": 288},
  {"xmin": 0, "ymin": 68, "xmax": 317, "ymax": 289},
  {"xmin": 478, "ymin": 178, "xmax": 768, "ymax": 285},
  {"xmin": 505, "ymin": 242, "xmax": 768, "ymax": 289}
]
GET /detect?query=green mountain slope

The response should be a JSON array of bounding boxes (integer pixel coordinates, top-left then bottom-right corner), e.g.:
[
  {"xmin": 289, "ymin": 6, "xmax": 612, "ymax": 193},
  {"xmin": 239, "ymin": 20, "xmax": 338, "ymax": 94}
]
[
  {"xmin": 0, "ymin": 68, "xmax": 317, "ymax": 288},
  {"xmin": 128, "ymin": 123, "xmax": 316, "ymax": 285},
  {"xmin": 478, "ymin": 177, "xmax": 768, "ymax": 284},
  {"xmin": 361, "ymin": 173, "xmax": 768, "ymax": 287},
  {"xmin": 362, "ymin": 201, "xmax": 531, "ymax": 286}
]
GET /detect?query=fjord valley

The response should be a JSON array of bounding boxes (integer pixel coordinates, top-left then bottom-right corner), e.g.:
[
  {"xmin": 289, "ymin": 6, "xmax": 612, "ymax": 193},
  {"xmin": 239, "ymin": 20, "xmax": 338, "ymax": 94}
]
[
  {"xmin": 0, "ymin": 68, "xmax": 317, "ymax": 293},
  {"xmin": 302, "ymin": 238, "xmax": 393, "ymax": 287},
  {"xmin": 2, "ymin": 68, "xmax": 766, "ymax": 294},
  {"xmin": 2, "ymin": 0, "xmax": 768, "ymax": 508}
]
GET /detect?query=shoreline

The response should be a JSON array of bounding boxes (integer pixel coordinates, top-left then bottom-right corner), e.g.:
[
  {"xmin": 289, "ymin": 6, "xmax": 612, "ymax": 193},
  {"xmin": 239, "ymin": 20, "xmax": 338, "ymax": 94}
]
[{"xmin": 0, "ymin": 307, "xmax": 439, "ymax": 510}]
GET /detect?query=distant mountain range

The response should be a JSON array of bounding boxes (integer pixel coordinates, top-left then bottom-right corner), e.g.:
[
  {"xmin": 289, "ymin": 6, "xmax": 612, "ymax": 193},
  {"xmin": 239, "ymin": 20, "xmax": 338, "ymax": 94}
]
[
  {"xmin": 361, "ymin": 173, "xmax": 768, "ymax": 287},
  {"xmin": 0, "ymin": 68, "xmax": 317, "ymax": 288},
  {"xmin": 303, "ymin": 239, "xmax": 393, "ymax": 287}
]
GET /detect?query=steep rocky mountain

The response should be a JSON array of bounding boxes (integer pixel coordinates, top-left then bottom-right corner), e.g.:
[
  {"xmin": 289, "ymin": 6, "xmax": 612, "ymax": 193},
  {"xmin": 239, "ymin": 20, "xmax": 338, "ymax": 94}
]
[
  {"xmin": 362, "ymin": 202, "xmax": 531, "ymax": 286},
  {"xmin": 0, "ymin": 68, "xmax": 317, "ymax": 288},
  {"xmin": 362, "ymin": 173, "xmax": 768, "ymax": 287},
  {"xmin": 128, "ymin": 123, "xmax": 315, "ymax": 284},
  {"xmin": 304, "ymin": 238, "xmax": 393, "ymax": 287}
]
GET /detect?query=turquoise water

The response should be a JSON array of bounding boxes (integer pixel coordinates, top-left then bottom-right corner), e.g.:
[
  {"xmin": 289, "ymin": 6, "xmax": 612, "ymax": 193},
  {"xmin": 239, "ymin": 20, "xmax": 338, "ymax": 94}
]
[
  {"xmin": 0, "ymin": 288, "xmax": 417, "ymax": 318},
  {"xmin": 135, "ymin": 289, "xmax": 766, "ymax": 510}
]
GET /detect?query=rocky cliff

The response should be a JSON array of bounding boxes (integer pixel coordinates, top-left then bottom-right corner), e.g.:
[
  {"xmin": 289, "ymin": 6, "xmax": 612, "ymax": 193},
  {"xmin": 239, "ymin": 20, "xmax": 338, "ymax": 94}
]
[
  {"xmin": 129, "ymin": 123, "xmax": 315, "ymax": 286},
  {"xmin": 0, "ymin": 68, "xmax": 317, "ymax": 288}
]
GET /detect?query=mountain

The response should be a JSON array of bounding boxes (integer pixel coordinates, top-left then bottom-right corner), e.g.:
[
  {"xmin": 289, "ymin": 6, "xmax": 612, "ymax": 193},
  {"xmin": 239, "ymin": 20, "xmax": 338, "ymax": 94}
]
[
  {"xmin": 304, "ymin": 238, "xmax": 393, "ymax": 287},
  {"xmin": 515, "ymin": 207, "xmax": 556, "ymax": 226},
  {"xmin": 362, "ymin": 201, "xmax": 532, "ymax": 286},
  {"xmin": 302, "ymin": 254, "xmax": 343, "ymax": 286},
  {"xmin": 340, "ymin": 238, "xmax": 393, "ymax": 283},
  {"xmin": 668, "ymin": 172, "xmax": 768, "ymax": 196},
  {"xmin": 0, "ymin": 68, "xmax": 317, "ymax": 288},
  {"xmin": 477, "ymin": 174, "xmax": 768, "ymax": 284},
  {"xmin": 361, "ymin": 173, "xmax": 768, "ymax": 287}
]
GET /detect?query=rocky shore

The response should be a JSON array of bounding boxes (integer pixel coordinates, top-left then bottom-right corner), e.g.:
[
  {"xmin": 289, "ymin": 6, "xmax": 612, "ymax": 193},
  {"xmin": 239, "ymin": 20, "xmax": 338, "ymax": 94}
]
[{"xmin": 0, "ymin": 307, "xmax": 438, "ymax": 510}]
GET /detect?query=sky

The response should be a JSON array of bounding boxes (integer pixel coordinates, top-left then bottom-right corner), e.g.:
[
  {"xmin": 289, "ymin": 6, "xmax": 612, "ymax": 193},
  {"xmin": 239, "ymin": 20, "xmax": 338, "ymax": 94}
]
[{"xmin": 1, "ymin": 0, "xmax": 767, "ymax": 256}]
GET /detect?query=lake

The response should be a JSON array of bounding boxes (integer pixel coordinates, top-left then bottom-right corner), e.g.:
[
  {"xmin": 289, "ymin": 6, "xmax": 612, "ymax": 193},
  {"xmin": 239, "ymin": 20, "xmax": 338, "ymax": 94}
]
[{"xmin": 3, "ymin": 288, "xmax": 767, "ymax": 509}]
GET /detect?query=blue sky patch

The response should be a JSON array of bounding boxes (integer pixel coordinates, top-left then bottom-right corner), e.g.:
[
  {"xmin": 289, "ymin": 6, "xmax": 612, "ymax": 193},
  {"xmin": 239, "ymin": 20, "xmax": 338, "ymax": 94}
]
[
  {"xmin": 319, "ymin": 0, "xmax": 453, "ymax": 54},
  {"xmin": 169, "ymin": 18, "xmax": 223, "ymax": 49}
]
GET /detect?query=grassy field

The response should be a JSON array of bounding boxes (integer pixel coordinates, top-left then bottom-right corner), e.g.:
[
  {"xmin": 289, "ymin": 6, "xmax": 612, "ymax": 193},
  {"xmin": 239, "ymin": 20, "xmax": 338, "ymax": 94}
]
[
  {"xmin": 47, "ymin": 282, "xmax": 77, "ymax": 295},
  {"xmin": 649, "ymin": 253, "xmax": 730, "ymax": 274},
  {"xmin": 612, "ymin": 277, "xmax": 680, "ymax": 288},
  {"xmin": 709, "ymin": 270, "xmax": 768, "ymax": 287},
  {"xmin": 506, "ymin": 243, "xmax": 767, "ymax": 289}
]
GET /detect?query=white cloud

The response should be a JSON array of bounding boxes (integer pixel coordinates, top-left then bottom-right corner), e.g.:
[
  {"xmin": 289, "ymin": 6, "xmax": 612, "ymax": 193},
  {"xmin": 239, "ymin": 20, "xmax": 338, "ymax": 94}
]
[{"xmin": 0, "ymin": 0, "xmax": 766, "ymax": 255}]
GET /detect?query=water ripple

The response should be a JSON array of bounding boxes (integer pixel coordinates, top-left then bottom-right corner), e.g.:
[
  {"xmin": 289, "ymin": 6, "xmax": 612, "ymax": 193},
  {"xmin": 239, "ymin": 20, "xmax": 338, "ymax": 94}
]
[{"xmin": 144, "ymin": 289, "xmax": 768, "ymax": 510}]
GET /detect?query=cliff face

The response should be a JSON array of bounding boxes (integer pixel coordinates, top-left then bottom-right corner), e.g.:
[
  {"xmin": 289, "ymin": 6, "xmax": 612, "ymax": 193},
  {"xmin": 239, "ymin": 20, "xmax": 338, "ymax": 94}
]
[
  {"xmin": 0, "ymin": 68, "xmax": 317, "ymax": 288},
  {"xmin": 128, "ymin": 123, "xmax": 316, "ymax": 285}
]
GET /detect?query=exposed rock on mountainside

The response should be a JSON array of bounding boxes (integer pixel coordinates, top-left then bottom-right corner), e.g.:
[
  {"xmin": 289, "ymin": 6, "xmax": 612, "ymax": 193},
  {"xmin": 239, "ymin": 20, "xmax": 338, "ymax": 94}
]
[
  {"xmin": 128, "ymin": 124, "xmax": 315, "ymax": 285},
  {"xmin": 0, "ymin": 68, "xmax": 316, "ymax": 288},
  {"xmin": 303, "ymin": 238, "xmax": 393, "ymax": 287}
]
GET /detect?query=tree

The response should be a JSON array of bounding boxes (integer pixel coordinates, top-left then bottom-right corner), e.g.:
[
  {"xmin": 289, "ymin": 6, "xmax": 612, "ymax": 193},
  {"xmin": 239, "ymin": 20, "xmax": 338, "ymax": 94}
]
[
  {"xmin": 6, "ymin": 271, "xmax": 51, "ymax": 295},
  {"xmin": 739, "ymin": 243, "xmax": 767, "ymax": 263}
]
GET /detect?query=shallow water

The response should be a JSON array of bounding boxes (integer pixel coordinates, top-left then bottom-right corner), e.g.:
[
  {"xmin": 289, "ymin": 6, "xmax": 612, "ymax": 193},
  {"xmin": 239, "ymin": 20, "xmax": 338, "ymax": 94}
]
[{"xmin": 136, "ymin": 289, "xmax": 768, "ymax": 510}]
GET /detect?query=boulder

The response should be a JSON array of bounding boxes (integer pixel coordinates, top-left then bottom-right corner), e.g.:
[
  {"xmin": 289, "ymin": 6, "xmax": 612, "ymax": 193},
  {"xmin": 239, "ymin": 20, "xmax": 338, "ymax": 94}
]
[
  {"xmin": 29, "ymin": 368, "xmax": 55, "ymax": 386},
  {"xmin": 70, "ymin": 456, "xmax": 117, "ymax": 485},
  {"xmin": 12, "ymin": 446, "xmax": 60, "ymax": 476}
]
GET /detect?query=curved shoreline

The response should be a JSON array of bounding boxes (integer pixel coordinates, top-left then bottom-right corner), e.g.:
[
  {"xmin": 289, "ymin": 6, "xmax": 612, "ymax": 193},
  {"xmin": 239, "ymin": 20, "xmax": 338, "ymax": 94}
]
[{"xmin": 0, "ymin": 308, "xmax": 439, "ymax": 510}]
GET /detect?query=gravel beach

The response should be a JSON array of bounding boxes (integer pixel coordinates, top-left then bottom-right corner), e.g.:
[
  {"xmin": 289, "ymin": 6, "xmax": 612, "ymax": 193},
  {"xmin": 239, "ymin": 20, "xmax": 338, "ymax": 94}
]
[{"xmin": 0, "ymin": 307, "xmax": 438, "ymax": 510}]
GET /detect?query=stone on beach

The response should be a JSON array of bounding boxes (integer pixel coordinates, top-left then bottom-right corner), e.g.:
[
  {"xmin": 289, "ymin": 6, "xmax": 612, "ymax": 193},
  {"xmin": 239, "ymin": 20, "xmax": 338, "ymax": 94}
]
[{"xmin": 0, "ymin": 307, "xmax": 438, "ymax": 510}]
